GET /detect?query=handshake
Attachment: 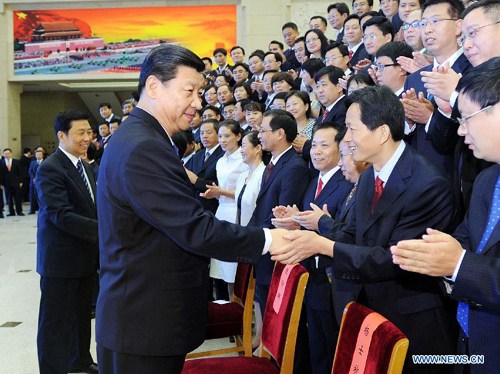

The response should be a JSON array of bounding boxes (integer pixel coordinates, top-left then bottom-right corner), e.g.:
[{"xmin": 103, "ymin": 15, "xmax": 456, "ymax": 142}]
[{"xmin": 268, "ymin": 203, "xmax": 335, "ymax": 264}]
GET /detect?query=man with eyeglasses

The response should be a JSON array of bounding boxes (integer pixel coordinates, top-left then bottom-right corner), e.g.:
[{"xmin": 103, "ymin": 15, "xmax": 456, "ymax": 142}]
[
  {"xmin": 402, "ymin": 0, "xmax": 469, "ymax": 181},
  {"xmin": 373, "ymin": 41, "xmax": 414, "ymax": 97},
  {"xmin": 392, "ymin": 56, "xmax": 500, "ymax": 374},
  {"xmin": 423, "ymin": 0, "xmax": 499, "ymax": 220},
  {"xmin": 361, "ymin": 16, "xmax": 394, "ymax": 61},
  {"xmin": 401, "ymin": 8, "xmax": 425, "ymax": 52},
  {"xmin": 325, "ymin": 42, "xmax": 352, "ymax": 76},
  {"xmin": 327, "ymin": 3, "xmax": 350, "ymax": 44}
]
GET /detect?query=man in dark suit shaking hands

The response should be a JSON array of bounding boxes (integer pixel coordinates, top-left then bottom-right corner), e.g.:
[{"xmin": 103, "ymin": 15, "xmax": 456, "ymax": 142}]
[
  {"xmin": 36, "ymin": 110, "xmax": 98, "ymax": 374},
  {"xmin": 96, "ymin": 44, "xmax": 288, "ymax": 374}
]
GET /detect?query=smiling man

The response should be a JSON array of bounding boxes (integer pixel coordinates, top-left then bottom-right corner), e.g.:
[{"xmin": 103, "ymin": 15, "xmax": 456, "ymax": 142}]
[
  {"xmin": 96, "ymin": 45, "xmax": 289, "ymax": 374},
  {"xmin": 270, "ymin": 86, "xmax": 458, "ymax": 373},
  {"xmin": 36, "ymin": 110, "xmax": 98, "ymax": 374}
]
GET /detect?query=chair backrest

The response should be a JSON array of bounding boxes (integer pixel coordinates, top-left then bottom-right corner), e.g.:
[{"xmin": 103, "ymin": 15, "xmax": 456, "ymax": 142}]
[
  {"xmin": 232, "ymin": 263, "xmax": 252, "ymax": 305},
  {"xmin": 260, "ymin": 262, "xmax": 309, "ymax": 373},
  {"xmin": 332, "ymin": 302, "xmax": 409, "ymax": 374}
]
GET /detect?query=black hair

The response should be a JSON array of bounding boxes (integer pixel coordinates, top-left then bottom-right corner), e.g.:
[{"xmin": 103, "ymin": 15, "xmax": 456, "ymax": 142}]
[
  {"xmin": 263, "ymin": 109, "xmax": 298, "ymax": 143},
  {"xmin": 461, "ymin": 0, "xmax": 499, "ymax": 20},
  {"xmin": 213, "ymin": 47, "xmax": 228, "ymax": 56},
  {"xmin": 328, "ymin": 3, "xmax": 350, "ymax": 16},
  {"xmin": 269, "ymin": 40, "xmax": 284, "ymax": 50},
  {"xmin": 54, "ymin": 109, "xmax": 90, "ymax": 136},
  {"xmin": 230, "ymin": 45, "xmax": 246, "ymax": 55},
  {"xmin": 422, "ymin": 0, "xmax": 464, "ymax": 19},
  {"xmin": 353, "ymin": 0, "xmax": 374, "ymax": 5},
  {"xmin": 456, "ymin": 57, "xmax": 500, "ymax": 110},
  {"xmin": 346, "ymin": 72, "xmax": 376, "ymax": 92},
  {"xmin": 233, "ymin": 62, "xmax": 251, "ymax": 73},
  {"xmin": 264, "ymin": 51, "xmax": 283, "ymax": 63},
  {"xmin": 244, "ymin": 101, "xmax": 264, "ymax": 113},
  {"xmin": 310, "ymin": 15, "xmax": 328, "ymax": 27},
  {"xmin": 98, "ymin": 102, "xmax": 111, "ymax": 109},
  {"xmin": 249, "ymin": 50, "xmax": 265, "ymax": 61},
  {"xmin": 376, "ymin": 41, "xmax": 414, "ymax": 66},
  {"xmin": 304, "ymin": 29, "xmax": 330, "ymax": 59},
  {"xmin": 312, "ymin": 121, "xmax": 347, "ymax": 145},
  {"xmin": 201, "ymin": 105, "xmax": 221, "ymax": 117},
  {"xmin": 271, "ymin": 72, "xmax": 295, "ymax": 88},
  {"xmin": 301, "ymin": 58, "xmax": 326, "ymax": 78},
  {"xmin": 285, "ymin": 90, "xmax": 313, "ymax": 118},
  {"xmin": 346, "ymin": 86, "xmax": 405, "ymax": 141},
  {"xmin": 315, "ymin": 65, "xmax": 345, "ymax": 84},
  {"xmin": 327, "ymin": 41, "xmax": 350, "ymax": 57},
  {"xmin": 362, "ymin": 16, "xmax": 395, "ymax": 38},
  {"xmin": 138, "ymin": 44, "xmax": 204, "ymax": 95},
  {"xmin": 282, "ymin": 22, "xmax": 299, "ymax": 32},
  {"xmin": 233, "ymin": 82, "xmax": 253, "ymax": 98}
]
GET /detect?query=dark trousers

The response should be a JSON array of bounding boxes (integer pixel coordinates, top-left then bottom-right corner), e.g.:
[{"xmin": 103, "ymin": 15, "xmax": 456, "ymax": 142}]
[
  {"xmin": 255, "ymin": 282, "xmax": 270, "ymax": 315},
  {"xmin": 29, "ymin": 182, "xmax": 39, "ymax": 213},
  {"xmin": 306, "ymin": 305, "xmax": 339, "ymax": 374},
  {"xmin": 212, "ymin": 277, "xmax": 229, "ymax": 301},
  {"xmin": 37, "ymin": 274, "xmax": 95, "ymax": 374},
  {"xmin": 97, "ymin": 345, "xmax": 185, "ymax": 374},
  {"xmin": 5, "ymin": 185, "xmax": 22, "ymax": 214}
]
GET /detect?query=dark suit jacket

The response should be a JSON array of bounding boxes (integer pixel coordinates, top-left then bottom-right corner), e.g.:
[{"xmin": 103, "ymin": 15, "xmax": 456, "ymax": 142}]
[
  {"xmin": 96, "ymin": 108, "xmax": 265, "ymax": 357},
  {"xmin": 35, "ymin": 148, "xmax": 98, "ymax": 278},
  {"xmin": 0, "ymin": 158, "xmax": 22, "ymax": 188},
  {"xmin": 283, "ymin": 48, "xmax": 301, "ymax": 71},
  {"xmin": 249, "ymin": 147, "xmax": 310, "ymax": 285},
  {"xmin": 185, "ymin": 145, "xmax": 225, "ymax": 213},
  {"xmin": 328, "ymin": 144, "xmax": 458, "ymax": 360},
  {"xmin": 404, "ymin": 53, "xmax": 471, "ymax": 174},
  {"xmin": 349, "ymin": 43, "xmax": 371, "ymax": 67},
  {"xmin": 451, "ymin": 165, "xmax": 500, "ymax": 373},
  {"xmin": 302, "ymin": 169, "xmax": 353, "ymax": 311}
]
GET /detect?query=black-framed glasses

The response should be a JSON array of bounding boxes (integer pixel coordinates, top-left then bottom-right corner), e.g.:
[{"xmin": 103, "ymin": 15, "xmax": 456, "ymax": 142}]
[
  {"xmin": 373, "ymin": 63, "xmax": 399, "ymax": 72},
  {"xmin": 418, "ymin": 17, "xmax": 458, "ymax": 28},
  {"xmin": 401, "ymin": 20, "xmax": 420, "ymax": 31}
]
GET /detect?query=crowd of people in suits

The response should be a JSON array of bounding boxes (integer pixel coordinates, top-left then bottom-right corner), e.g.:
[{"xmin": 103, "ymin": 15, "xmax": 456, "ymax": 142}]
[{"xmin": 20, "ymin": 0, "xmax": 500, "ymax": 373}]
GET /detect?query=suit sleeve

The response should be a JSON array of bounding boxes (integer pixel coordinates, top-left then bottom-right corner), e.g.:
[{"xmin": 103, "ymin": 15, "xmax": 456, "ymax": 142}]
[
  {"xmin": 278, "ymin": 160, "xmax": 310, "ymax": 207},
  {"xmin": 122, "ymin": 140, "xmax": 265, "ymax": 263},
  {"xmin": 332, "ymin": 174, "xmax": 456, "ymax": 282},
  {"xmin": 36, "ymin": 161, "xmax": 98, "ymax": 244}
]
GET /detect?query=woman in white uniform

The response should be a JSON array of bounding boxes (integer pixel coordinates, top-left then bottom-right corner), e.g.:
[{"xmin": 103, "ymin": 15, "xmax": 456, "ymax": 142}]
[{"xmin": 201, "ymin": 120, "xmax": 248, "ymax": 300}]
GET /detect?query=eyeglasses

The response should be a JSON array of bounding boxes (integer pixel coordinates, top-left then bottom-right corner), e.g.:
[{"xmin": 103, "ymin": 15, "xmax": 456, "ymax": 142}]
[
  {"xmin": 418, "ymin": 17, "xmax": 458, "ymax": 29},
  {"xmin": 372, "ymin": 63, "xmax": 399, "ymax": 72},
  {"xmin": 457, "ymin": 105, "xmax": 493, "ymax": 127},
  {"xmin": 362, "ymin": 34, "xmax": 382, "ymax": 42},
  {"xmin": 459, "ymin": 21, "xmax": 500, "ymax": 45},
  {"xmin": 401, "ymin": 20, "xmax": 420, "ymax": 31}
]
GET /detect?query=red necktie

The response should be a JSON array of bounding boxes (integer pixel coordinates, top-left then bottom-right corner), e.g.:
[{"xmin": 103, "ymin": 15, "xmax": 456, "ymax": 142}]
[
  {"xmin": 322, "ymin": 109, "xmax": 330, "ymax": 122},
  {"xmin": 315, "ymin": 178, "xmax": 323, "ymax": 200},
  {"xmin": 348, "ymin": 50, "xmax": 353, "ymax": 60},
  {"xmin": 264, "ymin": 162, "xmax": 274, "ymax": 182},
  {"xmin": 370, "ymin": 177, "xmax": 384, "ymax": 214}
]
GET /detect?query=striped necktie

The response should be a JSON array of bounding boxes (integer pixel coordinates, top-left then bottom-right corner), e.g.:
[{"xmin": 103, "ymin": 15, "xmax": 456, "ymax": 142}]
[{"xmin": 77, "ymin": 160, "xmax": 93, "ymax": 201}]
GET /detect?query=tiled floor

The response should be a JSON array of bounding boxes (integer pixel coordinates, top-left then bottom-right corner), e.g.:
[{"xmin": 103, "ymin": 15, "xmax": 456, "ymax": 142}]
[{"xmin": 0, "ymin": 204, "xmax": 236, "ymax": 373}]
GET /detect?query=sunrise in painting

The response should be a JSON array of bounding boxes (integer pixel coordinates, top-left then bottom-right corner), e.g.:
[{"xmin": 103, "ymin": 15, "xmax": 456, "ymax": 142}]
[{"xmin": 13, "ymin": 5, "xmax": 236, "ymax": 75}]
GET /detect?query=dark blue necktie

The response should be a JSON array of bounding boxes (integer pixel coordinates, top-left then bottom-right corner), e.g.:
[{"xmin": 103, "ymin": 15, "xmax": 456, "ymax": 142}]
[
  {"xmin": 457, "ymin": 175, "xmax": 500, "ymax": 336},
  {"xmin": 77, "ymin": 160, "xmax": 93, "ymax": 202}
]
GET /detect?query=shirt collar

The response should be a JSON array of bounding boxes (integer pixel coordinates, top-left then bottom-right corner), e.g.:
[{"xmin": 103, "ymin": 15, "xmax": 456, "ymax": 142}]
[
  {"xmin": 433, "ymin": 47, "xmax": 463, "ymax": 68},
  {"xmin": 58, "ymin": 146, "xmax": 80, "ymax": 167},
  {"xmin": 271, "ymin": 145, "xmax": 293, "ymax": 165},
  {"xmin": 373, "ymin": 141, "xmax": 406, "ymax": 184},
  {"xmin": 326, "ymin": 94, "xmax": 345, "ymax": 112},
  {"xmin": 319, "ymin": 165, "xmax": 340, "ymax": 186}
]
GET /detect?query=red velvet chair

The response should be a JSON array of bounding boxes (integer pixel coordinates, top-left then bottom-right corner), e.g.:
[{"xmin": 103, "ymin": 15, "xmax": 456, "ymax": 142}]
[
  {"xmin": 183, "ymin": 262, "xmax": 309, "ymax": 374},
  {"xmin": 332, "ymin": 302, "xmax": 409, "ymax": 374},
  {"xmin": 187, "ymin": 263, "xmax": 255, "ymax": 359}
]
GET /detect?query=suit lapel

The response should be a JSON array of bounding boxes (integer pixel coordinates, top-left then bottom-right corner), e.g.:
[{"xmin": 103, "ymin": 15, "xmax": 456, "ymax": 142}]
[
  {"xmin": 56, "ymin": 150, "xmax": 95, "ymax": 207},
  {"xmin": 258, "ymin": 149, "xmax": 293, "ymax": 198},
  {"xmin": 315, "ymin": 169, "xmax": 342, "ymax": 206},
  {"xmin": 363, "ymin": 147, "xmax": 412, "ymax": 234}
]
